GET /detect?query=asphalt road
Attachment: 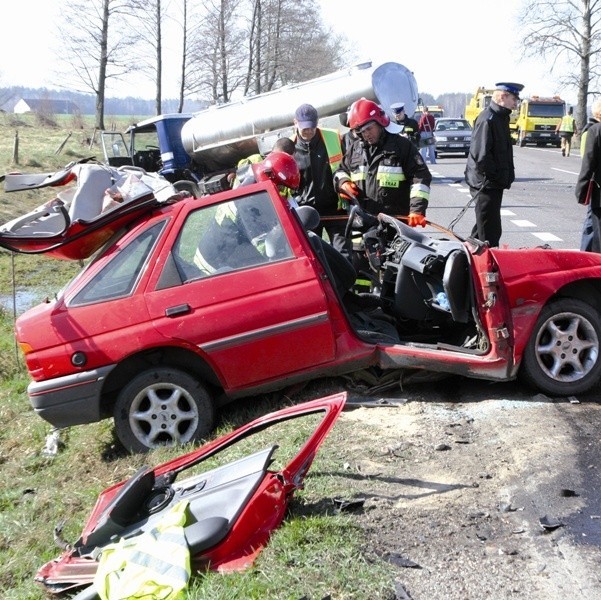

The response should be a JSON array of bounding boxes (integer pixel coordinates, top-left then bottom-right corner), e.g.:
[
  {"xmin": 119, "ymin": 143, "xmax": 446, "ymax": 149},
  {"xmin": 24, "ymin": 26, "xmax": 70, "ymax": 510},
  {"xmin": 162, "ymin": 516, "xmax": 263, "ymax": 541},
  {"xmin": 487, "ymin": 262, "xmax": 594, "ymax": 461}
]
[{"xmin": 424, "ymin": 144, "xmax": 584, "ymax": 250}]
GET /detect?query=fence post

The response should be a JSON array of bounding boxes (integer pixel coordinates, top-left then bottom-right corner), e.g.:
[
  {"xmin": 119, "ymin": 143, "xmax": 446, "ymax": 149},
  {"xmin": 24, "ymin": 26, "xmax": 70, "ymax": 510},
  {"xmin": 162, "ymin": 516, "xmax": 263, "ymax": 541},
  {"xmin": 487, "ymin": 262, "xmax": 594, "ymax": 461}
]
[
  {"xmin": 12, "ymin": 131, "xmax": 19, "ymax": 165},
  {"xmin": 55, "ymin": 131, "xmax": 72, "ymax": 155}
]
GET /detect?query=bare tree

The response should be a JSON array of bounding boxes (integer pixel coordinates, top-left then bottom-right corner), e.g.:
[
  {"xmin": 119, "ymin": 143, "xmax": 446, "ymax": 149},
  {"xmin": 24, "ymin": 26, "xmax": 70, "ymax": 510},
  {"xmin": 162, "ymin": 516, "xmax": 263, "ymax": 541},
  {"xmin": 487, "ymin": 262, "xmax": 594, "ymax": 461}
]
[
  {"xmin": 175, "ymin": 0, "xmax": 191, "ymax": 113},
  {"xmin": 243, "ymin": 0, "xmax": 347, "ymax": 96},
  {"xmin": 129, "ymin": 0, "xmax": 170, "ymax": 115},
  {"xmin": 187, "ymin": 0, "xmax": 247, "ymax": 103},
  {"xmin": 519, "ymin": 0, "xmax": 601, "ymax": 129},
  {"xmin": 59, "ymin": 0, "xmax": 140, "ymax": 129}
]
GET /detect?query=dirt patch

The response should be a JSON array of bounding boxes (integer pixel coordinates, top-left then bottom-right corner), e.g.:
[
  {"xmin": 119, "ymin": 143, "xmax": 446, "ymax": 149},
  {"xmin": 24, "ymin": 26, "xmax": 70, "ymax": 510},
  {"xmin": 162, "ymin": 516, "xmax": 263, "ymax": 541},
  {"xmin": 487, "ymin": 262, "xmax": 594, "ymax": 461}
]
[{"xmin": 327, "ymin": 388, "xmax": 601, "ymax": 600}]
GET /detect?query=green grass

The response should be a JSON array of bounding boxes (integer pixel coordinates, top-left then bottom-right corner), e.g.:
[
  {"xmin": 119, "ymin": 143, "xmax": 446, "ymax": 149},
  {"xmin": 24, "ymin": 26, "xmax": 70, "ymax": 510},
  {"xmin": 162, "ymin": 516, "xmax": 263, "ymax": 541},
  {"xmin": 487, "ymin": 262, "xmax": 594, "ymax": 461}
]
[{"xmin": 0, "ymin": 115, "xmax": 395, "ymax": 599}]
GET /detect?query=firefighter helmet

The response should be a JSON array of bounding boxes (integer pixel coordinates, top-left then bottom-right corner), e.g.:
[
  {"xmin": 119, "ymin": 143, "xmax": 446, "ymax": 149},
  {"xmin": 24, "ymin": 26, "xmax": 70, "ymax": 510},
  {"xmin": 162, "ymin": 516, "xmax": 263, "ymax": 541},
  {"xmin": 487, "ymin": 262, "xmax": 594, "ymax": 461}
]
[
  {"xmin": 255, "ymin": 151, "xmax": 300, "ymax": 190},
  {"xmin": 348, "ymin": 98, "xmax": 390, "ymax": 130}
]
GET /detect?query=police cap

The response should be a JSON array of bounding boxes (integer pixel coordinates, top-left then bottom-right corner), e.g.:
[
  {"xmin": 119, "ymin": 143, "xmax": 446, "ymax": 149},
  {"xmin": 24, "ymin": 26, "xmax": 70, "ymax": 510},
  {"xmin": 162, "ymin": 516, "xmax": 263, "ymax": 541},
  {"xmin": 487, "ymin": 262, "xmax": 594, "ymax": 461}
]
[{"xmin": 495, "ymin": 82, "xmax": 524, "ymax": 98}]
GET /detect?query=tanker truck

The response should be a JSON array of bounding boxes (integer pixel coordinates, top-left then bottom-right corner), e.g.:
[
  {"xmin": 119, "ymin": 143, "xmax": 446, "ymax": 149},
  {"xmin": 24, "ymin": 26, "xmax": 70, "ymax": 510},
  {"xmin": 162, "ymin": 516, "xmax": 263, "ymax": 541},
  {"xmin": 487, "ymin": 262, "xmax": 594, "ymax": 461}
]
[{"xmin": 101, "ymin": 60, "xmax": 418, "ymax": 194}]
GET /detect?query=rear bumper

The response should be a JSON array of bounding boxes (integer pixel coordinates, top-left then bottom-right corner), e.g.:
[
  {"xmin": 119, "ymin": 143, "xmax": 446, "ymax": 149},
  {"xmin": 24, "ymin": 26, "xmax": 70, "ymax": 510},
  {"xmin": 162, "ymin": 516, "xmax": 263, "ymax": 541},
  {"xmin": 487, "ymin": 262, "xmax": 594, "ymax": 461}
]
[{"xmin": 28, "ymin": 365, "xmax": 115, "ymax": 428}]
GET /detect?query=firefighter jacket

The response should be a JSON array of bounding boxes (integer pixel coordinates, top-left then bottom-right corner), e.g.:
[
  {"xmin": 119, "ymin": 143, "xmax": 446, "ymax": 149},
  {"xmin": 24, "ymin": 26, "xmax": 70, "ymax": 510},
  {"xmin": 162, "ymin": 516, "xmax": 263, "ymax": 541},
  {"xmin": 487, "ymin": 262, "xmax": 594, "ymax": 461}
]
[
  {"xmin": 464, "ymin": 101, "xmax": 514, "ymax": 191},
  {"xmin": 333, "ymin": 129, "xmax": 431, "ymax": 217},
  {"xmin": 576, "ymin": 121, "xmax": 601, "ymax": 208},
  {"xmin": 293, "ymin": 128, "xmax": 344, "ymax": 216}
]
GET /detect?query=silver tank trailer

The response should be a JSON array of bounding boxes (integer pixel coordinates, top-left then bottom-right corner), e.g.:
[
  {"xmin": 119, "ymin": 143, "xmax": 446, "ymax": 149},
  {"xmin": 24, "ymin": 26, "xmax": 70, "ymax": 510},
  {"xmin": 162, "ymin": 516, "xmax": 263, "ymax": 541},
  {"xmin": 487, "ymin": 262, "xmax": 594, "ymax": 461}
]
[{"xmin": 181, "ymin": 60, "xmax": 419, "ymax": 172}]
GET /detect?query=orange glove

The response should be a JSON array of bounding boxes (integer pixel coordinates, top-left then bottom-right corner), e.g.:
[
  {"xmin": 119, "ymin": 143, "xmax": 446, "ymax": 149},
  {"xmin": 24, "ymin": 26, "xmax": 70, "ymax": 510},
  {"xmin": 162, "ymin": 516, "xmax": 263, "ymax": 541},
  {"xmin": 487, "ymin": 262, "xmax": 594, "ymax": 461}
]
[
  {"xmin": 339, "ymin": 180, "xmax": 360, "ymax": 201},
  {"xmin": 407, "ymin": 213, "xmax": 427, "ymax": 228}
]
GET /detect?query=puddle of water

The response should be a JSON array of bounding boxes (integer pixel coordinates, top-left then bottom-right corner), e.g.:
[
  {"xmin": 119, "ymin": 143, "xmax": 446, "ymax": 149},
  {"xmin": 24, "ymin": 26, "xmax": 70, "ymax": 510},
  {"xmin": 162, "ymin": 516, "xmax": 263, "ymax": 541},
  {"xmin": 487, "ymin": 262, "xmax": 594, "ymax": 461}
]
[{"xmin": 0, "ymin": 289, "xmax": 46, "ymax": 315}]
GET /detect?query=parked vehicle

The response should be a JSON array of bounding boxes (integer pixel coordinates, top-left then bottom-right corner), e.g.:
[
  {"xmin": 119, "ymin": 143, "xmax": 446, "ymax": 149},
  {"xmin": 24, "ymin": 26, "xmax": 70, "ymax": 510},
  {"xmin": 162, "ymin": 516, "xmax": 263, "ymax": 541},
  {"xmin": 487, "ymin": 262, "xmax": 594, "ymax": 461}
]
[
  {"xmin": 512, "ymin": 95, "xmax": 565, "ymax": 147},
  {"xmin": 434, "ymin": 118, "xmax": 472, "ymax": 158},
  {"xmin": 35, "ymin": 394, "xmax": 345, "ymax": 597},
  {"xmin": 15, "ymin": 177, "xmax": 601, "ymax": 452}
]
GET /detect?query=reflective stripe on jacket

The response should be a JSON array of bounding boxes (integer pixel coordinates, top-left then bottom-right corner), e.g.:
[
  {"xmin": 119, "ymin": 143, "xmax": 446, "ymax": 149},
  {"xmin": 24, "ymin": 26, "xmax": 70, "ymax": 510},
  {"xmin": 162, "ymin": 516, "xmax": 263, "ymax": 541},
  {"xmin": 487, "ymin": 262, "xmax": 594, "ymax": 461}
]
[{"xmin": 94, "ymin": 500, "xmax": 191, "ymax": 600}]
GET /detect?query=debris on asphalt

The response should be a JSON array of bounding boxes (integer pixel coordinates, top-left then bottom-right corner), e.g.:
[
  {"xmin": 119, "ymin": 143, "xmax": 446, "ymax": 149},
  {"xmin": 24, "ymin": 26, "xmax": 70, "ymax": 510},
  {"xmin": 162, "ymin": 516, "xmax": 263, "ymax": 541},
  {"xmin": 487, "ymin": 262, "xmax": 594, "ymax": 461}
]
[{"xmin": 539, "ymin": 515, "xmax": 564, "ymax": 531}]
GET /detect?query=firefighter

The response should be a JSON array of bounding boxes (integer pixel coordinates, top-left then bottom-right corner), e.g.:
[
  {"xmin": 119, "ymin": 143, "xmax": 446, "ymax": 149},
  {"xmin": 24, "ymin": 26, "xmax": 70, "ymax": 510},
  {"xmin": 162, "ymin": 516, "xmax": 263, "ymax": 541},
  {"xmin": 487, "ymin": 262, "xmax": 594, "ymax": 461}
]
[
  {"xmin": 194, "ymin": 152, "xmax": 300, "ymax": 273},
  {"xmin": 333, "ymin": 97, "xmax": 431, "ymax": 226}
]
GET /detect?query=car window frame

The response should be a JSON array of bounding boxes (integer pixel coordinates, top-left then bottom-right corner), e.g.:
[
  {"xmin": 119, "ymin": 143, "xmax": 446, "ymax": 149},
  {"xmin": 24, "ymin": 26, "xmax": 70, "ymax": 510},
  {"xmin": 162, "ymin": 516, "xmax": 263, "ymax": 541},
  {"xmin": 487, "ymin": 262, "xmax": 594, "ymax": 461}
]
[{"xmin": 68, "ymin": 219, "xmax": 167, "ymax": 307}]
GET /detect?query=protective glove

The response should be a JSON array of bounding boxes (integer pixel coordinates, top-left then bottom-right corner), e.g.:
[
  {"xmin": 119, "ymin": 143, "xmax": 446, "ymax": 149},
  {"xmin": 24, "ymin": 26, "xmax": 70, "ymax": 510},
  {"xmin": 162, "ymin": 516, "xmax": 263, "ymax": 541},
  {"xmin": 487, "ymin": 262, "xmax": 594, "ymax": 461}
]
[
  {"xmin": 339, "ymin": 180, "xmax": 360, "ymax": 202},
  {"xmin": 407, "ymin": 212, "xmax": 427, "ymax": 228}
]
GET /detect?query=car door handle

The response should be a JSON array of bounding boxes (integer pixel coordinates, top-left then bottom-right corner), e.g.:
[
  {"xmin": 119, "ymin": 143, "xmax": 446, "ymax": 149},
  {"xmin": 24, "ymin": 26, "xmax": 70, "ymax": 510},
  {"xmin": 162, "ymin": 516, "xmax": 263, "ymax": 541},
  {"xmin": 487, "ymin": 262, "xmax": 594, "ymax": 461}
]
[{"xmin": 165, "ymin": 304, "xmax": 191, "ymax": 317}]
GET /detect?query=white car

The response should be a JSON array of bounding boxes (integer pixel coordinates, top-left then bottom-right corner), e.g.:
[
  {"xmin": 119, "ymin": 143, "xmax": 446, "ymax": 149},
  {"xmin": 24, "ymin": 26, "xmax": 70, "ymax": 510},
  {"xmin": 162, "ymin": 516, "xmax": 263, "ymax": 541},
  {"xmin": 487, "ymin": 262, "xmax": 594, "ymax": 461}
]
[{"xmin": 434, "ymin": 118, "xmax": 472, "ymax": 158}]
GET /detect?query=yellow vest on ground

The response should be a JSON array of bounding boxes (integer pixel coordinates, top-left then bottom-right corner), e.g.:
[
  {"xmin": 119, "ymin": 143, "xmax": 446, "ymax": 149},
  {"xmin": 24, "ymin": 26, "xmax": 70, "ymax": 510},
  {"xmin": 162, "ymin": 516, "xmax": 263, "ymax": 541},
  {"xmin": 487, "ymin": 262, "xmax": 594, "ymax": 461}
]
[{"xmin": 94, "ymin": 500, "xmax": 191, "ymax": 600}]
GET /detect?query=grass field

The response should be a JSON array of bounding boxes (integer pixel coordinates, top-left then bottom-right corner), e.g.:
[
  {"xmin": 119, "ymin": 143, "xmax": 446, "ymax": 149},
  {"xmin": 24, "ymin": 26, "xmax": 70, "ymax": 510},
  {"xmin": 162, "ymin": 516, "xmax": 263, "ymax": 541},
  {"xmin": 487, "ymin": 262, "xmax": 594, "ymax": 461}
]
[{"xmin": 0, "ymin": 113, "xmax": 394, "ymax": 599}]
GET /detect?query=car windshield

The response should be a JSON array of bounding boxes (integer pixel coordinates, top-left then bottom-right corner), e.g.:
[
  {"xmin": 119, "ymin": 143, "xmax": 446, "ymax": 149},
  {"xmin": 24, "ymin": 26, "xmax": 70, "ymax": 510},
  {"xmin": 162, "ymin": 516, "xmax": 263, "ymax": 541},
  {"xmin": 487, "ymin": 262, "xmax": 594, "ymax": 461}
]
[{"xmin": 435, "ymin": 120, "xmax": 470, "ymax": 131}]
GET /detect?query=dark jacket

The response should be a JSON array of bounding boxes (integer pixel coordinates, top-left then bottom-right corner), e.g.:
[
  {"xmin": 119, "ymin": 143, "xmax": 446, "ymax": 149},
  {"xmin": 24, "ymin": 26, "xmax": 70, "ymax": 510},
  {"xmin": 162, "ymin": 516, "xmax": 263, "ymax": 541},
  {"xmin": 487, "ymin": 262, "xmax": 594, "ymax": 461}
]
[
  {"xmin": 397, "ymin": 116, "xmax": 421, "ymax": 146},
  {"xmin": 294, "ymin": 129, "xmax": 341, "ymax": 216},
  {"xmin": 576, "ymin": 121, "xmax": 601, "ymax": 207},
  {"xmin": 334, "ymin": 129, "xmax": 431, "ymax": 217},
  {"xmin": 464, "ymin": 101, "xmax": 515, "ymax": 190}
]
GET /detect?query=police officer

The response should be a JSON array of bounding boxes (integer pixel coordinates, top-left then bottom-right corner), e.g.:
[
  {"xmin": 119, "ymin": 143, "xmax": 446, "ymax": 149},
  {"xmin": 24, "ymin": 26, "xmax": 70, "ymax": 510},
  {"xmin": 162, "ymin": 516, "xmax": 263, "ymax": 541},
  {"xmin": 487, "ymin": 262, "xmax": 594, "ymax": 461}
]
[
  {"xmin": 333, "ymin": 98, "xmax": 431, "ymax": 226},
  {"xmin": 465, "ymin": 81, "xmax": 523, "ymax": 247},
  {"xmin": 391, "ymin": 102, "xmax": 420, "ymax": 148}
]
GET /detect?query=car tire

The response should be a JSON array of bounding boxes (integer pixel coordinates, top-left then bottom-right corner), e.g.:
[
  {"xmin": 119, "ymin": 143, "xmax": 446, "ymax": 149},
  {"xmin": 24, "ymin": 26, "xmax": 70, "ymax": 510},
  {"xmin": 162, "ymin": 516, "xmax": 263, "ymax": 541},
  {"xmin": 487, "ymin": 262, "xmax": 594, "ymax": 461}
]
[
  {"xmin": 113, "ymin": 367, "xmax": 216, "ymax": 453},
  {"xmin": 519, "ymin": 298, "xmax": 601, "ymax": 396}
]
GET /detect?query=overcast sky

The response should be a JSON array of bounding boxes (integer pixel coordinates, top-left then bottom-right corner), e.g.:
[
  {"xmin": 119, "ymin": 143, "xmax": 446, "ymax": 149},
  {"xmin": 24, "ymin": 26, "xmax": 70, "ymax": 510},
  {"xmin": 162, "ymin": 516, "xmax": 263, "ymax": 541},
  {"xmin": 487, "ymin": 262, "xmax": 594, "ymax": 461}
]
[{"xmin": 0, "ymin": 0, "xmax": 575, "ymax": 104}]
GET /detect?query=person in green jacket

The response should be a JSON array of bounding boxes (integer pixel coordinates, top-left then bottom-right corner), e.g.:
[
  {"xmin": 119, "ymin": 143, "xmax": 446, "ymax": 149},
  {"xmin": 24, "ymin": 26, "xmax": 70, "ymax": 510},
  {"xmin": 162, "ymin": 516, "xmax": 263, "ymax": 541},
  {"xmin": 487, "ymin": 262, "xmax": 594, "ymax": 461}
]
[{"xmin": 556, "ymin": 107, "xmax": 577, "ymax": 157}]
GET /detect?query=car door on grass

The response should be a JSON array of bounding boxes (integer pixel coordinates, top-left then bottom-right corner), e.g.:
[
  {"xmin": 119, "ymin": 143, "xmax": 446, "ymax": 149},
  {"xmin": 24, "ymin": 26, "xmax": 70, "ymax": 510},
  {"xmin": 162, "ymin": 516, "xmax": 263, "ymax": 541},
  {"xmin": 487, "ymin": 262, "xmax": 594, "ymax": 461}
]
[{"xmin": 145, "ymin": 189, "xmax": 338, "ymax": 390}]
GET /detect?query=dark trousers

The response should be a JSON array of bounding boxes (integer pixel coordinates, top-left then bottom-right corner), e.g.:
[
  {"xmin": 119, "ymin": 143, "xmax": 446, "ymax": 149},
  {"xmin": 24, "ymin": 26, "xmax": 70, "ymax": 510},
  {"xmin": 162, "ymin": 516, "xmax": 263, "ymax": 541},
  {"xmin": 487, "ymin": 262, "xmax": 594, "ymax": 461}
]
[
  {"xmin": 315, "ymin": 219, "xmax": 353, "ymax": 261},
  {"xmin": 580, "ymin": 204, "xmax": 601, "ymax": 252},
  {"xmin": 470, "ymin": 187, "xmax": 504, "ymax": 247}
]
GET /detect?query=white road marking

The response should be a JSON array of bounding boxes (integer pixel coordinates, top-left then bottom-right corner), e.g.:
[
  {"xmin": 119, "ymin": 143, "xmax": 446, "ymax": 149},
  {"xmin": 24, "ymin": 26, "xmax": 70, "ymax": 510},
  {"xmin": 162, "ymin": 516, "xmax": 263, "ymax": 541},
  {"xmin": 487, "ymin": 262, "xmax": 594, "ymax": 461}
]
[
  {"xmin": 434, "ymin": 171, "xmax": 567, "ymax": 243},
  {"xmin": 510, "ymin": 220, "xmax": 536, "ymax": 227},
  {"xmin": 532, "ymin": 232, "xmax": 563, "ymax": 242},
  {"xmin": 551, "ymin": 167, "xmax": 580, "ymax": 175}
]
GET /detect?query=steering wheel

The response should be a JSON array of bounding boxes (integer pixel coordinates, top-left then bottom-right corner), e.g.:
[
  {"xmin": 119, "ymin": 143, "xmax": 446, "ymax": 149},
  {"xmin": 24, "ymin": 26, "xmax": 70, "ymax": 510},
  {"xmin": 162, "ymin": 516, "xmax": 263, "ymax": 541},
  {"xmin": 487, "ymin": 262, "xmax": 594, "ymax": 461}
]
[{"xmin": 344, "ymin": 205, "xmax": 379, "ymax": 239}]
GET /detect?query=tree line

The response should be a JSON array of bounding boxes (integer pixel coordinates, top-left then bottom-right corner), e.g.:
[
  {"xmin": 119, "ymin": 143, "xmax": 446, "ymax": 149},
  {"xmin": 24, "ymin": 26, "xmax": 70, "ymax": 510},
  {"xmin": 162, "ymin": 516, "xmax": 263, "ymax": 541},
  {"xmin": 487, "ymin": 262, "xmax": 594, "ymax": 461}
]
[{"xmin": 53, "ymin": 0, "xmax": 350, "ymax": 129}]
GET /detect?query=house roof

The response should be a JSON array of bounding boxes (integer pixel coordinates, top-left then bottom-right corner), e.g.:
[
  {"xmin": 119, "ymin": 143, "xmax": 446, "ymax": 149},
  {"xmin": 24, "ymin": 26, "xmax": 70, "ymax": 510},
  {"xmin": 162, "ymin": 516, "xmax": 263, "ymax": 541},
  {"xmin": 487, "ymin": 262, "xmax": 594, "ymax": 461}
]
[{"xmin": 18, "ymin": 98, "xmax": 80, "ymax": 114}]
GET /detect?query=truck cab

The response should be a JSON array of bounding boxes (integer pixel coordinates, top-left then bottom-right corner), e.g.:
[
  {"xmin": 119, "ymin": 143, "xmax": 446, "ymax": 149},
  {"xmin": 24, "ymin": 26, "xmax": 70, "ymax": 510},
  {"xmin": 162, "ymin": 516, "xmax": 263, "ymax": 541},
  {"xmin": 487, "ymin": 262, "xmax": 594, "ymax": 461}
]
[
  {"xmin": 512, "ymin": 96, "xmax": 565, "ymax": 147},
  {"xmin": 101, "ymin": 114, "xmax": 200, "ymax": 185}
]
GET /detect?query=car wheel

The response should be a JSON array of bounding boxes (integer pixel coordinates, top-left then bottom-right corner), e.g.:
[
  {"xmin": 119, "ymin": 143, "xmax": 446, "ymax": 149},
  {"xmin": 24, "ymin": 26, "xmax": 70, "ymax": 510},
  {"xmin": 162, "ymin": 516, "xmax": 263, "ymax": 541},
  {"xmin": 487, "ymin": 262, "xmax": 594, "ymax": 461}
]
[
  {"xmin": 113, "ymin": 367, "xmax": 216, "ymax": 453},
  {"xmin": 519, "ymin": 298, "xmax": 601, "ymax": 395}
]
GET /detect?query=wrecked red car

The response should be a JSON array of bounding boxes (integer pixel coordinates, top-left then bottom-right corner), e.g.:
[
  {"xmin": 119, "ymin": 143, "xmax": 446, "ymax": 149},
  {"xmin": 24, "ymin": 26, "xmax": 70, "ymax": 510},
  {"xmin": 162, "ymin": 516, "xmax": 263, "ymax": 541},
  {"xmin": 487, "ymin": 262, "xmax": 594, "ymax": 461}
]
[
  {"xmin": 35, "ymin": 393, "xmax": 345, "ymax": 596},
  {"xmin": 14, "ymin": 175, "xmax": 601, "ymax": 452},
  {"xmin": 0, "ymin": 161, "xmax": 178, "ymax": 260}
]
